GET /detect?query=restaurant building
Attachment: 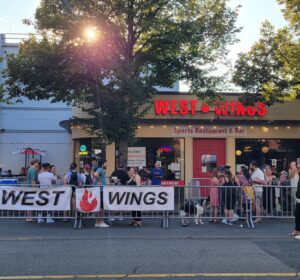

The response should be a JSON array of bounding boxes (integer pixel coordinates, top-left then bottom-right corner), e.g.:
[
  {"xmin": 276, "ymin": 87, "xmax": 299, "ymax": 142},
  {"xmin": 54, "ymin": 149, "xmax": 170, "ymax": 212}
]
[{"xmin": 63, "ymin": 92, "xmax": 300, "ymax": 184}]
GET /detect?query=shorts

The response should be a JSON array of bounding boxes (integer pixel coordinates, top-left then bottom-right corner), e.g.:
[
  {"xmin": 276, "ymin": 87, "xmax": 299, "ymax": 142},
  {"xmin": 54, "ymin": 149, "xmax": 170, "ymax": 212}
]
[{"xmin": 254, "ymin": 191, "xmax": 263, "ymax": 204}]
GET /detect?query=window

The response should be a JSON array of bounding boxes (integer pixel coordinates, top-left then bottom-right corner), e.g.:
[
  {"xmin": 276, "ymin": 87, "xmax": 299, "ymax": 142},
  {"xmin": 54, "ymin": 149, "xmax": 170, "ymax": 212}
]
[
  {"xmin": 128, "ymin": 138, "xmax": 185, "ymax": 180},
  {"xmin": 74, "ymin": 138, "xmax": 106, "ymax": 166},
  {"xmin": 236, "ymin": 139, "xmax": 300, "ymax": 173},
  {"xmin": 201, "ymin": 155, "xmax": 217, "ymax": 173}
]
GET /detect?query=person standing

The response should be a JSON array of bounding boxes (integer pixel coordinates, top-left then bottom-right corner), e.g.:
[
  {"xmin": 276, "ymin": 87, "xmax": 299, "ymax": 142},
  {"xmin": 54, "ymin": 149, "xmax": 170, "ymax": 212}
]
[
  {"xmin": 26, "ymin": 159, "xmax": 39, "ymax": 222},
  {"xmin": 81, "ymin": 164, "xmax": 93, "ymax": 186},
  {"xmin": 63, "ymin": 163, "xmax": 82, "ymax": 222},
  {"xmin": 289, "ymin": 169, "xmax": 300, "ymax": 237},
  {"xmin": 289, "ymin": 161, "xmax": 299, "ymax": 207},
  {"xmin": 264, "ymin": 167, "xmax": 276, "ymax": 215},
  {"xmin": 94, "ymin": 159, "xmax": 110, "ymax": 228},
  {"xmin": 128, "ymin": 167, "xmax": 142, "ymax": 227},
  {"xmin": 37, "ymin": 163, "xmax": 55, "ymax": 224},
  {"xmin": 250, "ymin": 160, "xmax": 265, "ymax": 223},
  {"xmin": 221, "ymin": 170, "xmax": 237, "ymax": 225},
  {"xmin": 91, "ymin": 157, "xmax": 98, "ymax": 172},
  {"xmin": 210, "ymin": 168, "xmax": 219, "ymax": 223},
  {"xmin": 110, "ymin": 163, "xmax": 129, "ymax": 185},
  {"xmin": 151, "ymin": 162, "xmax": 164, "ymax": 185}
]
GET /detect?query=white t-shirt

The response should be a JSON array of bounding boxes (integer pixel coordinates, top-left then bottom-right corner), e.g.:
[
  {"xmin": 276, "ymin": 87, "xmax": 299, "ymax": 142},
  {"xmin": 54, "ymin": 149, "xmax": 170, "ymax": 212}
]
[
  {"xmin": 38, "ymin": 172, "xmax": 54, "ymax": 188},
  {"xmin": 251, "ymin": 168, "xmax": 265, "ymax": 192}
]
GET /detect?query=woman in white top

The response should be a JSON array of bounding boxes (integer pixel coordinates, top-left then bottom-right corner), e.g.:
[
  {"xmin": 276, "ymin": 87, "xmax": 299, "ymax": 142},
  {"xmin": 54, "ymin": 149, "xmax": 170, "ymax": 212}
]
[
  {"xmin": 127, "ymin": 167, "xmax": 142, "ymax": 227},
  {"xmin": 289, "ymin": 161, "xmax": 299, "ymax": 206}
]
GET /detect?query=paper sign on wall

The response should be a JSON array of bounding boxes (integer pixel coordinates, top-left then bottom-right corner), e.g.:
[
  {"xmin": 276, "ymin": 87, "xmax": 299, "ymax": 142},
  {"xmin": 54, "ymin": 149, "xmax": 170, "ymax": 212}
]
[{"xmin": 127, "ymin": 147, "xmax": 146, "ymax": 167}]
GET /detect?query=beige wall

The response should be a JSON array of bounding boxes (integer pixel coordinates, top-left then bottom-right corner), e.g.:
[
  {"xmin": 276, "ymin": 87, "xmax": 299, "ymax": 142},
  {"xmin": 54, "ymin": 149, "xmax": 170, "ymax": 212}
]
[
  {"xmin": 72, "ymin": 94, "xmax": 300, "ymax": 122},
  {"xmin": 72, "ymin": 124, "xmax": 300, "ymax": 180},
  {"xmin": 70, "ymin": 93, "xmax": 300, "ymax": 180}
]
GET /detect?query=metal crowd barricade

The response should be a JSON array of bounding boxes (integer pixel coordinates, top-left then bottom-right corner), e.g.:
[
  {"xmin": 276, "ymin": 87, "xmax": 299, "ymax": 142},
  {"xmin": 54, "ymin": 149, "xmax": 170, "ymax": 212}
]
[
  {"xmin": 0, "ymin": 183, "xmax": 297, "ymax": 229},
  {"xmin": 186, "ymin": 178, "xmax": 212, "ymax": 199}
]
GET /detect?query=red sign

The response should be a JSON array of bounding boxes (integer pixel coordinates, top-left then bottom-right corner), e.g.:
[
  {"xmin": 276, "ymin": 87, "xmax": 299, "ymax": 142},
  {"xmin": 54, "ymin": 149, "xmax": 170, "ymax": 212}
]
[
  {"xmin": 161, "ymin": 180, "xmax": 185, "ymax": 187},
  {"xmin": 154, "ymin": 99, "xmax": 267, "ymax": 117}
]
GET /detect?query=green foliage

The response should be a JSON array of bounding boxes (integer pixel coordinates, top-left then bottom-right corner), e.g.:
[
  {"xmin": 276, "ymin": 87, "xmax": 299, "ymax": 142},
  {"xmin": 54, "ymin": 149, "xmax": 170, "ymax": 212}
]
[
  {"xmin": 233, "ymin": 1, "xmax": 300, "ymax": 105},
  {"xmin": 278, "ymin": 0, "xmax": 300, "ymax": 32},
  {"xmin": 3, "ymin": 0, "xmax": 239, "ymax": 145}
]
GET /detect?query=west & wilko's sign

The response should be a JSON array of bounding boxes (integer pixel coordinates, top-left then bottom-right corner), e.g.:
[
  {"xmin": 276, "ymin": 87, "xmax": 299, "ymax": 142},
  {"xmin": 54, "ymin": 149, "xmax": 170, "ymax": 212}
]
[{"xmin": 154, "ymin": 99, "xmax": 267, "ymax": 117}]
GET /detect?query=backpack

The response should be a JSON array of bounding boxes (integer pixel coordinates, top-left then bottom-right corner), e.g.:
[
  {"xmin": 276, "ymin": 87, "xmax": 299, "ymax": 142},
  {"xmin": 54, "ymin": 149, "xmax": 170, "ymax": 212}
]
[
  {"xmin": 85, "ymin": 174, "xmax": 92, "ymax": 186},
  {"xmin": 69, "ymin": 171, "xmax": 78, "ymax": 186}
]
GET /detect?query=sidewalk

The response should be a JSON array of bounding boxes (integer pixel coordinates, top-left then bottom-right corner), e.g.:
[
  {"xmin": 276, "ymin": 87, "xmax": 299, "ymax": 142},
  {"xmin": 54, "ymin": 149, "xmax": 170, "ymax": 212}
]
[{"xmin": 0, "ymin": 217, "xmax": 296, "ymax": 239}]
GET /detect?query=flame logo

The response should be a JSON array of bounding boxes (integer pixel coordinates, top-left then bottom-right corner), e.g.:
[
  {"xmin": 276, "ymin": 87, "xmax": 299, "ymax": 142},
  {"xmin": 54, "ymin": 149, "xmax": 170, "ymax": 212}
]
[{"xmin": 80, "ymin": 189, "xmax": 98, "ymax": 212}]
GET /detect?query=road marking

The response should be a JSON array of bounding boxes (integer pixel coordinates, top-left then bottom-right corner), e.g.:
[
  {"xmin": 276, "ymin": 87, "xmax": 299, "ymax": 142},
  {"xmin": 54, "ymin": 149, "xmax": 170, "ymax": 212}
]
[
  {"xmin": 0, "ymin": 235, "xmax": 292, "ymax": 241},
  {"xmin": 0, "ymin": 273, "xmax": 298, "ymax": 279}
]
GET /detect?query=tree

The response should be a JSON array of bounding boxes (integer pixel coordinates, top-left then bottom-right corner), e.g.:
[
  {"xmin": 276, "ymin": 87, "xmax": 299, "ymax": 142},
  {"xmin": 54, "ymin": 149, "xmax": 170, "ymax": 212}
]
[
  {"xmin": 278, "ymin": 0, "xmax": 300, "ymax": 32},
  {"xmin": 2, "ymin": 0, "xmax": 239, "ymax": 165},
  {"xmin": 233, "ymin": 1, "xmax": 300, "ymax": 105}
]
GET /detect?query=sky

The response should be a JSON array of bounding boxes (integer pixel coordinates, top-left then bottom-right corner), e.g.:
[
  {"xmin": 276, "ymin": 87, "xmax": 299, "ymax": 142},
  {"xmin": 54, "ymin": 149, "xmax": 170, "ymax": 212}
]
[{"xmin": 0, "ymin": 0, "xmax": 287, "ymax": 64}]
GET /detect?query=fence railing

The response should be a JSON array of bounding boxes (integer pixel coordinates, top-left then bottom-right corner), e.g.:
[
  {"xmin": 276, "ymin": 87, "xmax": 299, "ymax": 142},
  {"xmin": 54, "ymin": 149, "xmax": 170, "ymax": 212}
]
[{"xmin": 0, "ymin": 184, "xmax": 297, "ymax": 229}]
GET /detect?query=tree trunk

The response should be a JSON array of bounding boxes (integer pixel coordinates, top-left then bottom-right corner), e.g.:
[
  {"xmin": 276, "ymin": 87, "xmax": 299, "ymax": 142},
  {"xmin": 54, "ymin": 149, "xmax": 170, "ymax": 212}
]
[{"xmin": 118, "ymin": 139, "xmax": 128, "ymax": 168}]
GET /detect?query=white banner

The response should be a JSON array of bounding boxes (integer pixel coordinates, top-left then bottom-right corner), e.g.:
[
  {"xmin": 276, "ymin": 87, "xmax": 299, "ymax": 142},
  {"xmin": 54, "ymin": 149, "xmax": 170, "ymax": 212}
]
[
  {"xmin": 103, "ymin": 186, "xmax": 174, "ymax": 211},
  {"xmin": 0, "ymin": 186, "xmax": 72, "ymax": 211},
  {"xmin": 76, "ymin": 187, "xmax": 101, "ymax": 213}
]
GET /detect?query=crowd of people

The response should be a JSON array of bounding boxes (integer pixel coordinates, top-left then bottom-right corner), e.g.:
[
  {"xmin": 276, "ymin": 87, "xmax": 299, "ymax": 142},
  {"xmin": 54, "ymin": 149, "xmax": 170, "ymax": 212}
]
[
  {"xmin": 22, "ymin": 157, "xmax": 165, "ymax": 228},
  {"xmin": 1, "ymin": 157, "xmax": 299, "ymax": 236},
  {"xmin": 209, "ymin": 160, "xmax": 300, "ymax": 236}
]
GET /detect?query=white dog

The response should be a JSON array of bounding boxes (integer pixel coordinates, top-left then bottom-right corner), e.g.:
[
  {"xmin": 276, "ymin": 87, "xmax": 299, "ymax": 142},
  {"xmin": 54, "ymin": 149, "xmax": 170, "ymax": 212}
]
[{"xmin": 180, "ymin": 199, "xmax": 206, "ymax": 226}]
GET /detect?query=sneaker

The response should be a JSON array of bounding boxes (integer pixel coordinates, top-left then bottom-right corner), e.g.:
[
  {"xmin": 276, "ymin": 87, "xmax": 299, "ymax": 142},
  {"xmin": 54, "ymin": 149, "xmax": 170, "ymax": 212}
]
[
  {"xmin": 118, "ymin": 218, "xmax": 124, "ymax": 221},
  {"xmin": 46, "ymin": 218, "xmax": 55, "ymax": 224},
  {"xmin": 37, "ymin": 218, "xmax": 45, "ymax": 223},
  {"xmin": 221, "ymin": 218, "xmax": 228, "ymax": 225},
  {"xmin": 228, "ymin": 222, "xmax": 233, "ymax": 226},
  {"xmin": 99, "ymin": 222, "xmax": 110, "ymax": 228},
  {"xmin": 109, "ymin": 218, "xmax": 115, "ymax": 222}
]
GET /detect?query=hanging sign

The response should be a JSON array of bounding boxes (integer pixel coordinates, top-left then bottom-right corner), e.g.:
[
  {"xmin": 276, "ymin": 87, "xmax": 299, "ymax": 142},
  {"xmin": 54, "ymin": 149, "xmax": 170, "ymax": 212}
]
[
  {"xmin": 0, "ymin": 186, "xmax": 72, "ymax": 211},
  {"xmin": 76, "ymin": 187, "xmax": 101, "ymax": 213},
  {"xmin": 103, "ymin": 186, "xmax": 174, "ymax": 211},
  {"xmin": 172, "ymin": 126, "xmax": 246, "ymax": 137},
  {"xmin": 154, "ymin": 99, "xmax": 267, "ymax": 117}
]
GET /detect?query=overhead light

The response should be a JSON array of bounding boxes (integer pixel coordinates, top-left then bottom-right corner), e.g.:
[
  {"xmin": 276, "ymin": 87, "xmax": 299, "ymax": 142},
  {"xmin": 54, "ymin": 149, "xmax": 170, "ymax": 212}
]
[{"xmin": 235, "ymin": 150, "xmax": 242, "ymax": 156}]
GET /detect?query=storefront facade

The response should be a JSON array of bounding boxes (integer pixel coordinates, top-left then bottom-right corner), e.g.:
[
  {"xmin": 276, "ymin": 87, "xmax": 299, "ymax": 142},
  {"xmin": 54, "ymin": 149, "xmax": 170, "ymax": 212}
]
[{"xmin": 67, "ymin": 93, "xmax": 300, "ymax": 183}]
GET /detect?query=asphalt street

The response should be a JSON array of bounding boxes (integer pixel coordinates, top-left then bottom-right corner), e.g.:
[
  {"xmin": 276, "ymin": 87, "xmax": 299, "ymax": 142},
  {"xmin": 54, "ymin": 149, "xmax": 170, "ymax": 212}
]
[{"xmin": 0, "ymin": 218, "xmax": 299, "ymax": 280}]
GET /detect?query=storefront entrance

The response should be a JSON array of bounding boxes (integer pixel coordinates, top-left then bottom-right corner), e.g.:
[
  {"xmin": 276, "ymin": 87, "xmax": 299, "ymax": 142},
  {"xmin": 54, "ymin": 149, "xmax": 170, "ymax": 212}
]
[{"xmin": 193, "ymin": 139, "xmax": 225, "ymax": 179}]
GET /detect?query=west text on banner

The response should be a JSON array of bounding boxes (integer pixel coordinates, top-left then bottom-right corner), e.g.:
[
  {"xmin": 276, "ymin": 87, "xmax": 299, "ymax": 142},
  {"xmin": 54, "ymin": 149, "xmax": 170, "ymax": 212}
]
[
  {"xmin": 103, "ymin": 186, "xmax": 174, "ymax": 211},
  {"xmin": 76, "ymin": 187, "xmax": 101, "ymax": 212},
  {"xmin": 0, "ymin": 186, "xmax": 72, "ymax": 211}
]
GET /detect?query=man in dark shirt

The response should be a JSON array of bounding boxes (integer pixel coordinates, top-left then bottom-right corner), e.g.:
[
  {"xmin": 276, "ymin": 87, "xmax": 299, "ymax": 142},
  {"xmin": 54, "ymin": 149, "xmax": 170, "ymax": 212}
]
[{"xmin": 110, "ymin": 163, "xmax": 130, "ymax": 185}]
